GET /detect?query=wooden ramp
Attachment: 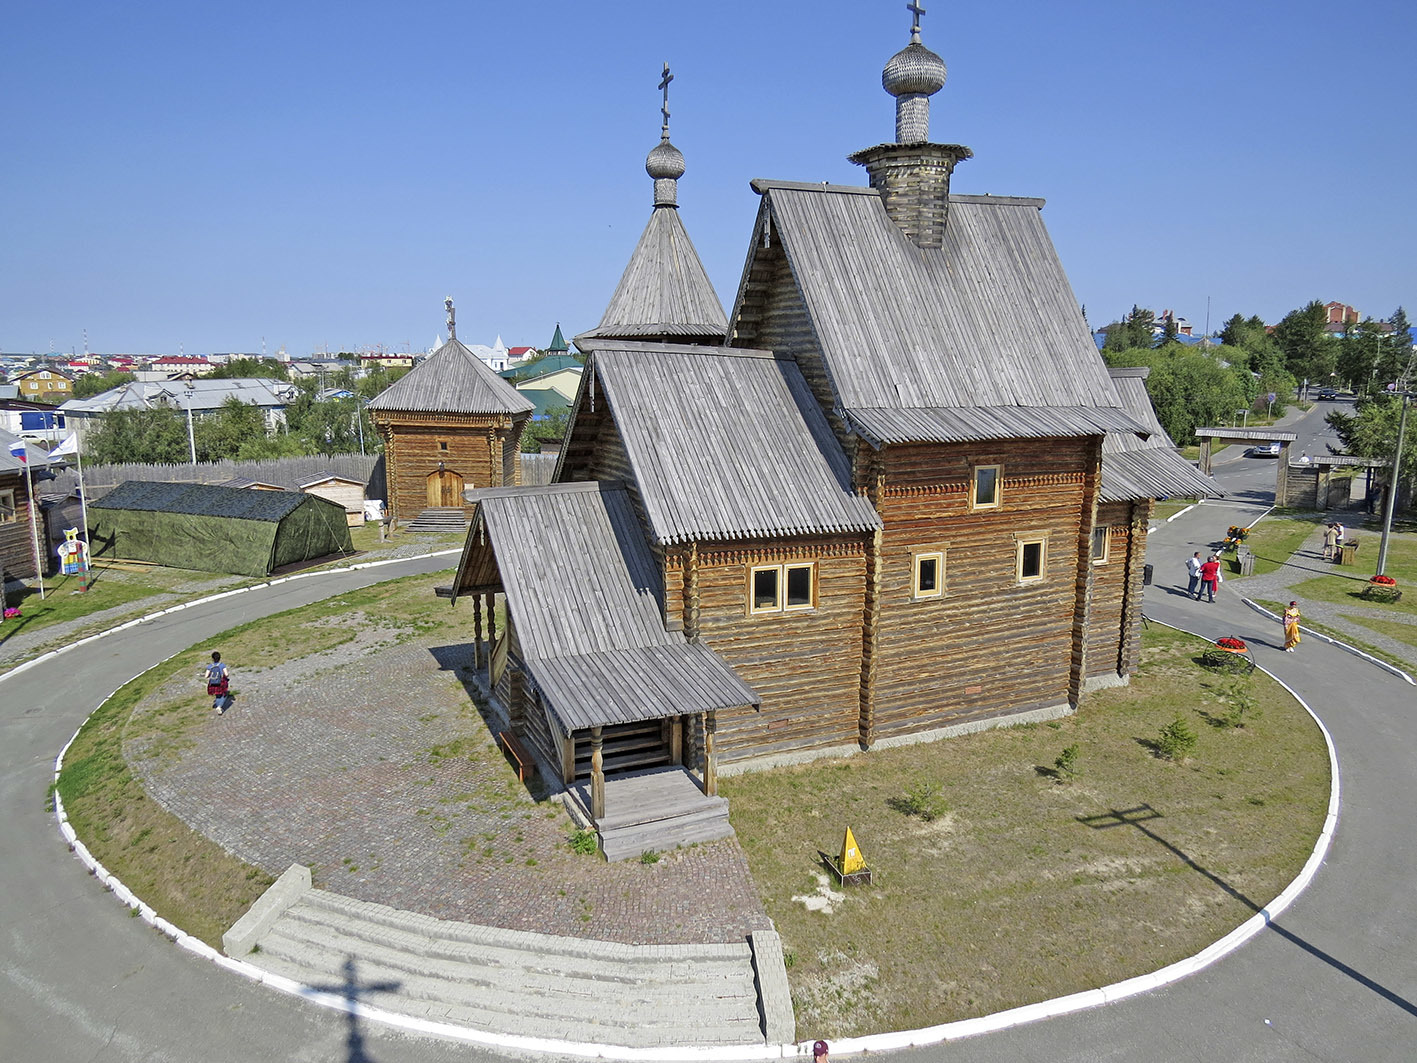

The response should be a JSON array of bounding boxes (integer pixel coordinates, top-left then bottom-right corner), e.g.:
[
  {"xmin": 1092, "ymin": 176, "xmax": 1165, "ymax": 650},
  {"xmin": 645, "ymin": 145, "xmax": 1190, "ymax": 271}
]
[{"xmin": 569, "ymin": 766, "xmax": 735, "ymax": 862}]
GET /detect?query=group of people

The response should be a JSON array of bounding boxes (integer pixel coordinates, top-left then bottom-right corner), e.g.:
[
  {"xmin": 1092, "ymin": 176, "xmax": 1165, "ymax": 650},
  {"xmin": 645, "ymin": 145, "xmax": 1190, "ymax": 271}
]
[
  {"xmin": 1185, "ymin": 552, "xmax": 1224, "ymax": 603},
  {"xmin": 1184, "ymin": 553, "xmax": 1303, "ymax": 651},
  {"xmin": 1322, "ymin": 522, "xmax": 1347, "ymax": 561}
]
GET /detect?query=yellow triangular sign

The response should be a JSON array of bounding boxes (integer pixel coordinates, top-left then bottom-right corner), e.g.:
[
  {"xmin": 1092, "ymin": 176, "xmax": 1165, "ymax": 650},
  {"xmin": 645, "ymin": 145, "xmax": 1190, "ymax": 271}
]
[{"xmin": 839, "ymin": 827, "xmax": 866, "ymax": 876}]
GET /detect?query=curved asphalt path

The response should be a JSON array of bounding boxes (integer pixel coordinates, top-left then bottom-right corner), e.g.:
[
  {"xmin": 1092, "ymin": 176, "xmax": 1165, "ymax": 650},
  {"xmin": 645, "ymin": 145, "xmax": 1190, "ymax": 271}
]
[{"xmin": 4, "ymin": 404, "xmax": 1414, "ymax": 1061}]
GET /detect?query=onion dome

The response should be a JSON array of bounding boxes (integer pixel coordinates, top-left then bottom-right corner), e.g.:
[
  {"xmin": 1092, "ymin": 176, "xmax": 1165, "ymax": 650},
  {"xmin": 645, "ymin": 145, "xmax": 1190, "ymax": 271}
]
[
  {"xmin": 883, "ymin": 40, "xmax": 946, "ymax": 98},
  {"xmin": 646, "ymin": 138, "xmax": 686, "ymax": 182}
]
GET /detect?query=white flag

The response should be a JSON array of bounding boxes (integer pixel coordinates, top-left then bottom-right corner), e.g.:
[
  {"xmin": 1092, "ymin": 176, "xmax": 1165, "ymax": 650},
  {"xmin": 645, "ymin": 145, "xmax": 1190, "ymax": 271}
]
[{"xmin": 51, "ymin": 433, "xmax": 80, "ymax": 457}]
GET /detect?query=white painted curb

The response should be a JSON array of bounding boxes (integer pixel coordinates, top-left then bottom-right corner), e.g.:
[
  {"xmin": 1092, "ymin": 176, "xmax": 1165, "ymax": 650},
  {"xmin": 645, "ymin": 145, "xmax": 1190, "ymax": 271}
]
[{"xmin": 45, "ymin": 571, "xmax": 1342, "ymax": 1059}]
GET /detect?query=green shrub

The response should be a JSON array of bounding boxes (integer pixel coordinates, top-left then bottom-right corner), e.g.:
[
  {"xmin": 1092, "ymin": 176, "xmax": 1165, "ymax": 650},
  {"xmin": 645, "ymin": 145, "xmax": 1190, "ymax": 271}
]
[
  {"xmin": 1225, "ymin": 681, "xmax": 1260, "ymax": 728},
  {"xmin": 1359, "ymin": 584, "xmax": 1402, "ymax": 604},
  {"xmin": 639, "ymin": 849, "xmax": 661, "ymax": 865},
  {"xmin": 897, "ymin": 780, "xmax": 948, "ymax": 821},
  {"xmin": 1155, "ymin": 716, "xmax": 1198, "ymax": 761},
  {"xmin": 569, "ymin": 828, "xmax": 599, "ymax": 856},
  {"xmin": 1054, "ymin": 744, "xmax": 1081, "ymax": 778}
]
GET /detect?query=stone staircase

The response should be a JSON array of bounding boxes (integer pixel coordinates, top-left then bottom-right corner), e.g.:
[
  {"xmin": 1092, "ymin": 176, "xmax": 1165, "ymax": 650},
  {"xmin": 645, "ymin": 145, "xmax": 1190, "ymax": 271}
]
[
  {"xmin": 403, "ymin": 507, "xmax": 469, "ymax": 533},
  {"xmin": 237, "ymin": 888, "xmax": 775, "ymax": 1048}
]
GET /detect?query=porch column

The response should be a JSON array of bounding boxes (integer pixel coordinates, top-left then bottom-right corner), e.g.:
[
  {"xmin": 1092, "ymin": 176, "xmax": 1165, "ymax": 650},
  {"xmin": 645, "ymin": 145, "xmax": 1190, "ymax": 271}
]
[
  {"xmin": 590, "ymin": 726, "xmax": 605, "ymax": 819},
  {"xmin": 485, "ymin": 592, "xmax": 497, "ymax": 646},
  {"xmin": 472, "ymin": 595, "xmax": 484, "ymax": 670},
  {"xmin": 1198, "ymin": 437, "xmax": 1213, "ymax": 476},
  {"xmin": 703, "ymin": 712, "xmax": 718, "ymax": 797},
  {"xmin": 1276, "ymin": 446, "xmax": 1290, "ymax": 503}
]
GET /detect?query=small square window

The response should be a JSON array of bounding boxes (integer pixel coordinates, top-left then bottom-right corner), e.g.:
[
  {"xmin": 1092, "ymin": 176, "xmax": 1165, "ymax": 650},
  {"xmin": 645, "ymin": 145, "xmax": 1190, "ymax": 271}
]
[
  {"xmin": 750, "ymin": 566, "xmax": 781, "ymax": 613},
  {"xmin": 0, "ymin": 489, "xmax": 16, "ymax": 524},
  {"xmin": 785, "ymin": 563, "xmax": 814, "ymax": 610},
  {"xmin": 1017, "ymin": 538, "xmax": 1046, "ymax": 582},
  {"xmin": 438, "ymin": 440, "xmax": 449, "ymax": 453},
  {"xmin": 972, "ymin": 465, "xmax": 1001, "ymax": 509},
  {"xmin": 913, "ymin": 551, "xmax": 944, "ymax": 599},
  {"xmin": 1091, "ymin": 526, "xmax": 1111, "ymax": 563}
]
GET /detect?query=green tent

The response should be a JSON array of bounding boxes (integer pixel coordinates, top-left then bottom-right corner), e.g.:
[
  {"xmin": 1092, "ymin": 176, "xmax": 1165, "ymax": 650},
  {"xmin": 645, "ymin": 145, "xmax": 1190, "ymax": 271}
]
[{"xmin": 89, "ymin": 481, "xmax": 353, "ymax": 577}]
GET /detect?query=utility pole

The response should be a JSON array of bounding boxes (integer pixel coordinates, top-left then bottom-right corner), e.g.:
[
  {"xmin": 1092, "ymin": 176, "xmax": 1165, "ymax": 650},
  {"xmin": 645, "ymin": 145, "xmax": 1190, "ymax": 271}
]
[{"xmin": 1375, "ymin": 392, "xmax": 1411, "ymax": 576}]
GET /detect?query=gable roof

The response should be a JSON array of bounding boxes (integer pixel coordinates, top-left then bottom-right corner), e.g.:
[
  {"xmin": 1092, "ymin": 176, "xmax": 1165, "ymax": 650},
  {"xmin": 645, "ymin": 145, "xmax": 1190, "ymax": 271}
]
[
  {"xmin": 366, "ymin": 337, "xmax": 533, "ymax": 416},
  {"xmin": 59, "ymin": 377, "xmax": 295, "ymax": 416},
  {"xmin": 1100, "ymin": 367, "xmax": 1223, "ymax": 502},
  {"xmin": 453, "ymin": 481, "xmax": 757, "ymax": 732},
  {"xmin": 572, "ymin": 340, "xmax": 881, "ymax": 546},
  {"xmin": 91, "ymin": 480, "xmax": 317, "ymax": 521},
  {"xmin": 574, "ymin": 207, "xmax": 729, "ymax": 345},
  {"xmin": 736, "ymin": 182, "xmax": 1147, "ymax": 445}
]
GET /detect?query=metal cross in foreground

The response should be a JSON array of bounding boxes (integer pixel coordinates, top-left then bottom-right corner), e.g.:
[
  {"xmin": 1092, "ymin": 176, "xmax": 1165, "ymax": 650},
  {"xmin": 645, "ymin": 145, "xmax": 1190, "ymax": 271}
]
[
  {"xmin": 659, "ymin": 62, "xmax": 673, "ymax": 134},
  {"xmin": 907, "ymin": 0, "xmax": 926, "ymax": 37}
]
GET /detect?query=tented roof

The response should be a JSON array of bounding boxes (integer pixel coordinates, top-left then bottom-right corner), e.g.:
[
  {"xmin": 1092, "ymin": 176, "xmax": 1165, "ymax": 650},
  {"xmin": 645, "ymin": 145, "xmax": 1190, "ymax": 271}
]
[{"xmin": 367, "ymin": 337, "xmax": 533, "ymax": 416}]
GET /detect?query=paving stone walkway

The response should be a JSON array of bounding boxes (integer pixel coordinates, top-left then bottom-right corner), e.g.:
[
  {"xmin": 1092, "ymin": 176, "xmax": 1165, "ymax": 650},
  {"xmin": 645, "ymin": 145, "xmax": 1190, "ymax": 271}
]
[{"xmin": 123, "ymin": 624, "xmax": 771, "ymax": 947}]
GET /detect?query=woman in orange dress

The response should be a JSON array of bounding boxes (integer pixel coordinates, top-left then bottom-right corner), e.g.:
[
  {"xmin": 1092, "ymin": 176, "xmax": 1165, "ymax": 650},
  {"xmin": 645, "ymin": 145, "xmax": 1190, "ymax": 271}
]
[{"xmin": 1282, "ymin": 601, "xmax": 1302, "ymax": 652}]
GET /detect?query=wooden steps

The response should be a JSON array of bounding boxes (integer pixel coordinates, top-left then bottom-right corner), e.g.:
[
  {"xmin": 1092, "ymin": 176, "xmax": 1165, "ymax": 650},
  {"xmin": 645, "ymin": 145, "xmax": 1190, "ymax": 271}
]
[
  {"xmin": 404, "ymin": 507, "xmax": 469, "ymax": 532},
  {"xmin": 569, "ymin": 766, "xmax": 735, "ymax": 862}
]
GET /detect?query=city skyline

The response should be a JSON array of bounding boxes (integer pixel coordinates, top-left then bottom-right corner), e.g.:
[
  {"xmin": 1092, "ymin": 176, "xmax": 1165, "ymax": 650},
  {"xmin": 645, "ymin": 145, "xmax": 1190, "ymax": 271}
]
[{"xmin": 4, "ymin": 1, "xmax": 1414, "ymax": 357}]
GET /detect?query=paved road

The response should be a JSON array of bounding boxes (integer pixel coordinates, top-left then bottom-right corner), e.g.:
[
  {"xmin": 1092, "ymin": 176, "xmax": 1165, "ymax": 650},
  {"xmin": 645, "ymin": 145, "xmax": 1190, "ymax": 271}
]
[
  {"xmin": 5, "ymin": 405, "xmax": 1414, "ymax": 1061},
  {"xmin": 0, "ymin": 555, "xmax": 497, "ymax": 1063}
]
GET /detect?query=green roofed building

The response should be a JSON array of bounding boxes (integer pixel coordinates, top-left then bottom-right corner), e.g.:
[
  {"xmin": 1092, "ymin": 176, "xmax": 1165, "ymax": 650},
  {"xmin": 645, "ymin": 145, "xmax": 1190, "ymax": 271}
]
[{"xmin": 89, "ymin": 481, "xmax": 353, "ymax": 577}]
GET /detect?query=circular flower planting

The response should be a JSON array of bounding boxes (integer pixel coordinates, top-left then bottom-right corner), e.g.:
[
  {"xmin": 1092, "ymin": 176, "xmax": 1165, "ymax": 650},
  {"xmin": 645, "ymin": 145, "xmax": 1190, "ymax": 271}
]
[
  {"xmin": 1361, "ymin": 575, "xmax": 1402, "ymax": 603},
  {"xmin": 1202, "ymin": 636, "xmax": 1252, "ymax": 669}
]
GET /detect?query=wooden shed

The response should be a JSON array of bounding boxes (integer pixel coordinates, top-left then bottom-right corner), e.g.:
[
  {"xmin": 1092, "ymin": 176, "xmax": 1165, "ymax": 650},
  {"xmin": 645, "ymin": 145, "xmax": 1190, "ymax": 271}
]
[{"xmin": 300, "ymin": 474, "xmax": 367, "ymax": 527}]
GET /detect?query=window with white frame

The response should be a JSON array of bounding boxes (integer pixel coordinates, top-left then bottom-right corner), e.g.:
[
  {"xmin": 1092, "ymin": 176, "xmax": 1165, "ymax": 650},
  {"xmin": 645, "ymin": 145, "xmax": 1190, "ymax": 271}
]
[
  {"xmin": 1016, "ymin": 537, "xmax": 1047, "ymax": 582},
  {"xmin": 972, "ymin": 464, "xmax": 1001, "ymax": 509},
  {"xmin": 748, "ymin": 562, "xmax": 815, "ymax": 615},
  {"xmin": 912, "ymin": 550, "xmax": 945, "ymax": 599},
  {"xmin": 1091, "ymin": 525, "xmax": 1111, "ymax": 563}
]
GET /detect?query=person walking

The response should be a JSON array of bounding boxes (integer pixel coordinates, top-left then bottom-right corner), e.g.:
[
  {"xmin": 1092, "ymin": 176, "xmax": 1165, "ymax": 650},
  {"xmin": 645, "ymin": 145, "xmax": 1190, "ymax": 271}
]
[
  {"xmin": 1186, "ymin": 551, "xmax": 1203, "ymax": 598},
  {"xmin": 1322, "ymin": 523, "xmax": 1338, "ymax": 561},
  {"xmin": 1283, "ymin": 601, "xmax": 1302, "ymax": 652},
  {"xmin": 1199, "ymin": 554, "xmax": 1222, "ymax": 603},
  {"xmin": 204, "ymin": 651, "xmax": 230, "ymax": 714}
]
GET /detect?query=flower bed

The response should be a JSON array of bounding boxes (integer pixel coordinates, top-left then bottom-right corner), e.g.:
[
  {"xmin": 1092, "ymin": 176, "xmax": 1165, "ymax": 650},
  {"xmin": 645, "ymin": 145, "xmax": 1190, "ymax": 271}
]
[
  {"xmin": 1361, "ymin": 575, "xmax": 1402, "ymax": 604},
  {"xmin": 1201, "ymin": 636, "xmax": 1252, "ymax": 670}
]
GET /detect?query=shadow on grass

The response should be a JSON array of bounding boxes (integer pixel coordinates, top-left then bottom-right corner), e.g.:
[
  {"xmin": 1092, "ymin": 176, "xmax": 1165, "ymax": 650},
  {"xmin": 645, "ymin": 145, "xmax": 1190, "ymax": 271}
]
[{"xmin": 1078, "ymin": 804, "xmax": 1417, "ymax": 1020}]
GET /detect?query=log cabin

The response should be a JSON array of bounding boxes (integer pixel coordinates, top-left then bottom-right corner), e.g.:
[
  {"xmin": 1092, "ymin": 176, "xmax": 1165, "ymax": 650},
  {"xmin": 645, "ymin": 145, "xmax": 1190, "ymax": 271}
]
[
  {"xmin": 441, "ymin": 17, "xmax": 1219, "ymax": 840},
  {"xmin": 369, "ymin": 299, "xmax": 534, "ymax": 526}
]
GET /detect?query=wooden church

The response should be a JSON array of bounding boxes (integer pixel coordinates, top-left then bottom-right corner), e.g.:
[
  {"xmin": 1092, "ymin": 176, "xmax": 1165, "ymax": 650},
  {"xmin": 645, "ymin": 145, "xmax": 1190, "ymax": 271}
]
[
  {"xmin": 442, "ymin": 14, "xmax": 1218, "ymax": 839},
  {"xmin": 369, "ymin": 299, "xmax": 534, "ymax": 526}
]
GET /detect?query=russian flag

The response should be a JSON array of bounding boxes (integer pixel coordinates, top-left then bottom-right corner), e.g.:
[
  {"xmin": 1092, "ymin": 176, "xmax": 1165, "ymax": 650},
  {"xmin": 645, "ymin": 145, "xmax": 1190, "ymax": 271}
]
[{"xmin": 7, "ymin": 440, "xmax": 26, "ymax": 464}]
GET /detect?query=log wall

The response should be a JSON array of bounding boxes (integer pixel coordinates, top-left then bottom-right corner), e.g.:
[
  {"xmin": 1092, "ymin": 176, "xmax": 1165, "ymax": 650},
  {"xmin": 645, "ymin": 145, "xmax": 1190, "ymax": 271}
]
[
  {"xmin": 374, "ymin": 412, "xmax": 522, "ymax": 524},
  {"xmin": 868, "ymin": 438, "xmax": 1092, "ymax": 739},
  {"xmin": 670, "ymin": 536, "xmax": 868, "ymax": 764},
  {"xmin": 1086, "ymin": 500, "xmax": 1144, "ymax": 679}
]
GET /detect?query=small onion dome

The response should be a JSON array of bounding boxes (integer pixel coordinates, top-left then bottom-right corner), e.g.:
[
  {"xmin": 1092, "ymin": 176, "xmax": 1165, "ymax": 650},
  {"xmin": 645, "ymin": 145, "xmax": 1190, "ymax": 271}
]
[
  {"xmin": 646, "ymin": 137, "xmax": 686, "ymax": 180},
  {"xmin": 882, "ymin": 41, "xmax": 946, "ymax": 98}
]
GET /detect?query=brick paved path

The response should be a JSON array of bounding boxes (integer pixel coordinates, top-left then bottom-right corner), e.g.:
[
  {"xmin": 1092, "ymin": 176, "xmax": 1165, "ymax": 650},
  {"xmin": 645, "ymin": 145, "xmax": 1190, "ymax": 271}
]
[{"xmin": 124, "ymin": 628, "xmax": 771, "ymax": 946}]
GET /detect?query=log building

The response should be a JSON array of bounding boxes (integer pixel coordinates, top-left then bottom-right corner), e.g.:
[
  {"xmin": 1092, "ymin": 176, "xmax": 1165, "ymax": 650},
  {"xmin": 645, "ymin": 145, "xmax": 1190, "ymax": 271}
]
[
  {"xmin": 369, "ymin": 299, "xmax": 534, "ymax": 525},
  {"xmin": 444, "ymin": 19, "xmax": 1219, "ymax": 833}
]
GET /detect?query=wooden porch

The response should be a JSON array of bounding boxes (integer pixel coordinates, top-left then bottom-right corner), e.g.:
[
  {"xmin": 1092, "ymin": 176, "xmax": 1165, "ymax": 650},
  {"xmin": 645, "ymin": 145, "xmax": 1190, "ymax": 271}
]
[{"xmin": 568, "ymin": 765, "xmax": 735, "ymax": 862}]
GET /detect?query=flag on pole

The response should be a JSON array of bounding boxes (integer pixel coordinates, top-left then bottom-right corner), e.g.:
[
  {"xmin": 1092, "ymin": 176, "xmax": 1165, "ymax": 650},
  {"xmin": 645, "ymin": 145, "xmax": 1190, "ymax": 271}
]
[
  {"xmin": 51, "ymin": 433, "xmax": 80, "ymax": 458},
  {"xmin": 7, "ymin": 440, "xmax": 26, "ymax": 464}
]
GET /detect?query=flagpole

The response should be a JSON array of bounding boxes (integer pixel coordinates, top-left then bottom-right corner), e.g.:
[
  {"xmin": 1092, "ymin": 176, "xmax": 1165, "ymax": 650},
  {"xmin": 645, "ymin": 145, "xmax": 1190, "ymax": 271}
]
[
  {"xmin": 75, "ymin": 440, "xmax": 90, "ymax": 548},
  {"xmin": 23, "ymin": 453, "xmax": 45, "ymax": 600}
]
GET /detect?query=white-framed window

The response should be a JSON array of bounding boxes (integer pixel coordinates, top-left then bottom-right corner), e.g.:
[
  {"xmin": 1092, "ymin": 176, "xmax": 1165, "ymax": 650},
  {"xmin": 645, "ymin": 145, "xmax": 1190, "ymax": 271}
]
[
  {"xmin": 912, "ymin": 550, "xmax": 945, "ymax": 599},
  {"xmin": 971, "ymin": 464, "xmax": 1002, "ymax": 510},
  {"xmin": 0, "ymin": 488, "xmax": 16, "ymax": 523},
  {"xmin": 1016, "ymin": 537, "xmax": 1047, "ymax": 583},
  {"xmin": 1091, "ymin": 525, "xmax": 1111, "ymax": 564},
  {"xmin": 748, "ymin": 562, "xmax": 815, "ymax": 615}
]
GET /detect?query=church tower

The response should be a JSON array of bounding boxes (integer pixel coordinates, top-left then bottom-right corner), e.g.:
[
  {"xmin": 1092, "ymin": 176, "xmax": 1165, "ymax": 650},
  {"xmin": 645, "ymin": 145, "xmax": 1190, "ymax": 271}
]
[{"xmin": 574, "ymin": 64, "xmax": 728, "ymax": 347}]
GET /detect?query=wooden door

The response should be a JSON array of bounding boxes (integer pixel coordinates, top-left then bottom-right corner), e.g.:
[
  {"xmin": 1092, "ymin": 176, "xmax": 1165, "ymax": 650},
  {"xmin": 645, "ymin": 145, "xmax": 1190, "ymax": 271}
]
[{"xmin": 426, "ymin": 468, "xmax": 464, "ymax": 507}]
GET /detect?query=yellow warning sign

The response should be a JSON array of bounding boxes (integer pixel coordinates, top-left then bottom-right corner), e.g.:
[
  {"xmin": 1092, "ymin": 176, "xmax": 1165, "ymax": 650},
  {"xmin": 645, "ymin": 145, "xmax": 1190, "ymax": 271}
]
[{"xmin": 839, "ymin": 827, "xmax": 866, "ymax": 876}]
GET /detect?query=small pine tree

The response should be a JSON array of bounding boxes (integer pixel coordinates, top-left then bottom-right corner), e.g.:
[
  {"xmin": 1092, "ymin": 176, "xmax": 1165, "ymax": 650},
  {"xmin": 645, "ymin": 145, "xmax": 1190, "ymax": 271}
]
[
  {"xmin": 1054, "ymin": 744, "xmax": 1081, "ymax": 779},
  {"xmin": 1156, "ymin": 716, "xmax": 1198, "ymax": 761}
]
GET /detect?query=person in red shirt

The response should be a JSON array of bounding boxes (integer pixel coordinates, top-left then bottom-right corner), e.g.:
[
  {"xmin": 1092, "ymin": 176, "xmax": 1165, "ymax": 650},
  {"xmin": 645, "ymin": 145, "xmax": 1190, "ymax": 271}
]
[{"xmin": 1198, "ymin": 555, "xmax": 1222, "ymax": 603}]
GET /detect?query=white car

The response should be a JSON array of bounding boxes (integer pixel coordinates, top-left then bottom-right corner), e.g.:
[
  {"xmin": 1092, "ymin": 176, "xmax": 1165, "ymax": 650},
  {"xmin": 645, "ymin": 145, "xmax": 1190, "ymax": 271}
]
[{"xmin": 1247, "ymin": 442, "xmax": 1282, "ymax": 458}]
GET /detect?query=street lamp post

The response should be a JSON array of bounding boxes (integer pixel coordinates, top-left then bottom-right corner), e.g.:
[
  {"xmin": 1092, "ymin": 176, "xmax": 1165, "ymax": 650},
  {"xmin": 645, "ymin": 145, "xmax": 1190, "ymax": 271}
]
[{"xmin": 1375, "ymin": 392, "xmax": 1411, "ymax": 576}]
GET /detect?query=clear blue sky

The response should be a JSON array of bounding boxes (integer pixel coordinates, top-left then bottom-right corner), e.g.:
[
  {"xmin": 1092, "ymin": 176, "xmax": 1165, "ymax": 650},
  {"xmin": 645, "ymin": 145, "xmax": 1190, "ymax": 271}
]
[{"xmin": 3, "ymin": 1, "xmax": 1413, "ymax": 357}]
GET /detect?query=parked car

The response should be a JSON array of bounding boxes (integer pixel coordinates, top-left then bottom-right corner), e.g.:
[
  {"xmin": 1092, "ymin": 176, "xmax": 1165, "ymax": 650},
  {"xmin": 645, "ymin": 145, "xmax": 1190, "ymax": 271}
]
[
  {"xmin": 1317, "ymin": 387, "xmax": 1339, "ymax": 400},
  {"xmin": 1247, "ymin": 441, "xmax": 1282, "ymax": 458}
]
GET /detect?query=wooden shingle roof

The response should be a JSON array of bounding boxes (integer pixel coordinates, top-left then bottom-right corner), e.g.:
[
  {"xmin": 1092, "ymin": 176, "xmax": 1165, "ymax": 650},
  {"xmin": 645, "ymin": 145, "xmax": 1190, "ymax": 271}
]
[
  {"xmin": 367, "ymin": 337, "xmax": 533, "ymax": 416},
  {"xmin": 1100, "ymin": 368, "xmax": 1223, "ymax": 502},
  {"xmin": 574, "ymin": 207, "xmax": 728, "ymax": 345},
  {"xmin": 737, "ymin": 181, "xmax": 1147, "ymax": 444},
  {"xmin": 454, "ymin": 481, "xmax": 757, "ymax": 732},
  {"xmin": 576, "ymin": 340, "xmax": 882, "ymax": 546}
]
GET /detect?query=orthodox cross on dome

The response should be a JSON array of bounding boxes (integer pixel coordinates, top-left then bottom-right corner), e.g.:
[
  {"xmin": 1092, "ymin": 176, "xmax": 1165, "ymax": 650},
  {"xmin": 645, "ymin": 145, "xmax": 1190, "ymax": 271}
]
[
  {"xmin": 445, "ymin": 296, "xmax": 456, "ymax": 340},
  {"xmin": 659, "ymin": 62, "xmax": 674, "ymax": 137},
  {"xmin": 906, "ymin": 0, "xmax": 925, "ymax": 41}
]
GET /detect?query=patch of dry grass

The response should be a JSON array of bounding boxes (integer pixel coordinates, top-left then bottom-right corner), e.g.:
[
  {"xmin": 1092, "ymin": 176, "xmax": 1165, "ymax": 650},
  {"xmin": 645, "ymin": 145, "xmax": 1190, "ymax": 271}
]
[{"xmin": 722, "ymin": 626, "xmax": 1330, "ymax": 1039}]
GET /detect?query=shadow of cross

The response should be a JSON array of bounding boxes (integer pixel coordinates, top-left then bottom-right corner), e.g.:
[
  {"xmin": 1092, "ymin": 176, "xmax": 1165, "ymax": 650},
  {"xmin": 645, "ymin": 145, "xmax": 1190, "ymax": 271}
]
[
  {"xmin": 305, "ymin": 956, "xmax": 402, "ymax": 1063},
  {"xmin": 1077, "ymin": 805, "xmax": 1417, "ymax": 1020}
]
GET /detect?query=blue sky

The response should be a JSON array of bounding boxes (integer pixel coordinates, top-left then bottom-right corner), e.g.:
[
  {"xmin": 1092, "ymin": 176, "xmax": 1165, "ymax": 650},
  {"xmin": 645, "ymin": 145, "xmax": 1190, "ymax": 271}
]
[{"xmin": 3, "ymin": 1, "xmax": 1413, "ymax": 356}]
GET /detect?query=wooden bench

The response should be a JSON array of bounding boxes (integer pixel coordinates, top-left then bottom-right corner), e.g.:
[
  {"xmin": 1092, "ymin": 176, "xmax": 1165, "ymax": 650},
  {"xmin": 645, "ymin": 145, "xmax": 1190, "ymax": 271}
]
[{"xmin": 498, "ymin": 730, "xmax": 536, "ymax": 783}]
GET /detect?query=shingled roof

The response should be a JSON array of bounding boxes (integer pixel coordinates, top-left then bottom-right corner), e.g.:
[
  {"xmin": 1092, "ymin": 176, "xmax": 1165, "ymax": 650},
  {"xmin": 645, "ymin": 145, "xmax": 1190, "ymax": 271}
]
[
  {"xmin": 734, "ymin": 182, "xmax": 1148, "ymax": 445},
  {"xmin": 453, "ymin": 481, "xmax": 757, "ymax": 732},
  {"xmin": 574, "ymin": 207, "xmax": 729, "ymax": 346},
  {"xmin": 1100, "ymin": 368, "xmax": 1223, "ymax": 502},
  {"xmin": 570, "ymin": 341, "xmax": 882, "ymax": 546},
  {"xmin": 366, "ymin": 337, "xmax": 533, "ymax": 416}
]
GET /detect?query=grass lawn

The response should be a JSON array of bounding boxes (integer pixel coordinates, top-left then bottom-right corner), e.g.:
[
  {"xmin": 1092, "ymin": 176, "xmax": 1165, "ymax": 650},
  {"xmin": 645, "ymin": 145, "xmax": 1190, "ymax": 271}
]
[
  {"xmin": 1343, "ymin": 614, "xmax": 1417, "ymax": 652},
  {"xmin": 1152, "ymin": 499, "xmax": 1200, "ymax": 522},
  {"xmin": 54, "ymin": 574, "xmax": 468, "ymax": 947},
  {"xmin": 1285, "ymin": 534, "xmax": 1417, "ymax": 618},
  {"xmin": 1225, "ymin": 515, "xmax": 1325, "ymax": 577},
  {"xmin": 722, "ymin": 626, "xmax": 1329, "ymax": 1039}
]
